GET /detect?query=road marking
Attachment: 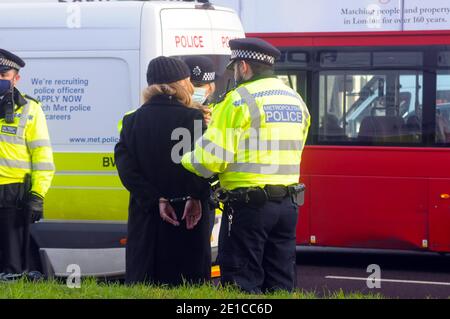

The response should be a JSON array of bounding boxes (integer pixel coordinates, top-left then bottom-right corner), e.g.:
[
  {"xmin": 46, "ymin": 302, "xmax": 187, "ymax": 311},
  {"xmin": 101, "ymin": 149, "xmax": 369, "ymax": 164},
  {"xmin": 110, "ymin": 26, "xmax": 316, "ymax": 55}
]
[{"xmin": 325, "ymin": 275, "xmax": 450, "ymax": 286}]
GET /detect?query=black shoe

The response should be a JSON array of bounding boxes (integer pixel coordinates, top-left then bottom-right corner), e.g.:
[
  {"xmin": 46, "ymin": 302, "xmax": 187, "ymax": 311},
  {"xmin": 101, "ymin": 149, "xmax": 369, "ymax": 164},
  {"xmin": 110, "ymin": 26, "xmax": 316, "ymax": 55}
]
[
  {"xmin": 26, "ymin": 271, "xmax": 44, "ymax": 282},
  {"xmin": 0, "ymin": 272, "xmax": 24, "ymax": 282},
  {"xmin": 0, "ymin": 271, "xmax": 44, "ymax": 283}
]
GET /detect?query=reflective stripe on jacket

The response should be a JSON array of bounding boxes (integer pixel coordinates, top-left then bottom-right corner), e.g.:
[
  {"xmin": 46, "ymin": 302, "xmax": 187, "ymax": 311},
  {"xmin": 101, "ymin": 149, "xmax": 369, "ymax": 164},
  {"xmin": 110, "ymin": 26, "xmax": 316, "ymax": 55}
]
[{"xmin": 0, "ymin": 95, "xmax": 55, "ymax": 197}]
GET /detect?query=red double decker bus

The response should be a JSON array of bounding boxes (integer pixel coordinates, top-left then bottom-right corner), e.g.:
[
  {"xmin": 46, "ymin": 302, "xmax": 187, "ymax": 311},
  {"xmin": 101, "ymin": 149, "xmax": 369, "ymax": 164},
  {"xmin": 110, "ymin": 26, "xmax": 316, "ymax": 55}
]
[{"xmin": 236, "ymin": 0, "xmax": 450, "ymax": 253}]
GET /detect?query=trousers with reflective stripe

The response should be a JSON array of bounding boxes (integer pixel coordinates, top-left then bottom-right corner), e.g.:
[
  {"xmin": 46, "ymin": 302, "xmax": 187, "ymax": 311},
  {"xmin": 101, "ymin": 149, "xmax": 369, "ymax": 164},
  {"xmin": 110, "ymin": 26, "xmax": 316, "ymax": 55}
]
[
  {"xmin": 0, "ymin": 96, "xmax": 55, "ymax": 198},
  {"xmin": 181, "ymin": 77, "xmax": 311, "ymax": 190}
]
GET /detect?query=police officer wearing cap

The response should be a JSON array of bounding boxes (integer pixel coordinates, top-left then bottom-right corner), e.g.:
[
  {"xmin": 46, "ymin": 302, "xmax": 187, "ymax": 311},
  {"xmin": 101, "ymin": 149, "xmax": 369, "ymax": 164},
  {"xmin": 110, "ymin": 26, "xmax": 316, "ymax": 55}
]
[
  {"xmin": 184, "ymin": 56, "xmax": 218, "ymax": 236},
  {"xmin": 0, "ymin": 49, "xmax": 55, "ymax": 276},
  {"xmin": 182, "ymin": 38, "xmax": 310, "ymax": 293},
  {"xmin": 185, "ymin": 56, "xmax": 216, "ymax": 107}
]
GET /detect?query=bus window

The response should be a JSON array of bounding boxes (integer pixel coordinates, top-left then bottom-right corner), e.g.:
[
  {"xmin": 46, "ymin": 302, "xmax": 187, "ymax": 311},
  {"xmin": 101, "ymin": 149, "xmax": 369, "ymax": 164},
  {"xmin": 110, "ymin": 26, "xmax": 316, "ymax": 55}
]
[
  {"xmin": 320, "ymin": 51, "xmax": 371, "ymax": 68},
  {"xmin": 275, "ymin": 50, "xmax": 309, "ymax": 101},
  {"xmin": 373, "ymin": 51, "xmax": 423, "ymax": 67},
  {"xmin": 318, "ymin": 71, "xmax": 423, "ymax": 144},
  {"xmin": 275, "ymin": 71, "xmax": 307, "ymax": 101},
  {"xmin": 436, "ymin": 71, "xmax": 450, "ymax": 144},
  {"xmin": 318, "ymin": 72, "xmax": 368, "ymax": 142},
  {"xmin": 276, "ymin": 51, "xmax": 308, "ymax": 68},
  {"xmin": 277, "ymin": 74, "xmax": 297, "ymax": 91},
  {"xmin": 438, "ymin": 52, "xmax": 450, "ymax": 67}
]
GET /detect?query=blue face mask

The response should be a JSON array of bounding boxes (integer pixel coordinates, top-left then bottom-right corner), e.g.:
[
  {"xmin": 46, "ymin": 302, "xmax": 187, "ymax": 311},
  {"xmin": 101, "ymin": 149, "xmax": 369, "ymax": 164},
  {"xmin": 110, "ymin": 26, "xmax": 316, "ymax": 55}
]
[
  {"xmin": 0, "ymin": 79, "xmax": 12, "ymax": 97},
  {"xmin": 192, "ymin": 87, "xmax": 207, "ymax": 105}
]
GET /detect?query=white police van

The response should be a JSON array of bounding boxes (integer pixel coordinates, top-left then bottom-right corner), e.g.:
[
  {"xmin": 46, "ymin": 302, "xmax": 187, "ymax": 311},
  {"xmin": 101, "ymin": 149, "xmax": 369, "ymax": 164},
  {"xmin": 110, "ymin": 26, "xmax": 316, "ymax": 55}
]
[{"xmin": 0, "ymin": 0, "xmax": 244, "ymax": 278}]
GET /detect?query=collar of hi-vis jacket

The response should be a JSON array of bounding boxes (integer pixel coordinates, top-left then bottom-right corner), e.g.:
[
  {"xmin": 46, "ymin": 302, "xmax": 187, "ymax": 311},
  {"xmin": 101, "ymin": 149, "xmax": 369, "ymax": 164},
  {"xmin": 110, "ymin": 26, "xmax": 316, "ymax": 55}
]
[
  {"xmin": 0, "ymin": 87, "xmax": 27, "ymax": 111},
  {"xmin": 13, "ymin": 88, "xmax": 27, "ymax": 110},
  {"xmin": 236, "ymin": 74, "xmax": 277, "ymax": 87}
]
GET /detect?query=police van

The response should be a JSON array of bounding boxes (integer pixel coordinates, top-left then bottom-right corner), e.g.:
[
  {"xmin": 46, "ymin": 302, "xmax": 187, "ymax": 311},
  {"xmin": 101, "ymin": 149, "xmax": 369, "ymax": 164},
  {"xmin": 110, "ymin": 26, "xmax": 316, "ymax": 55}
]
[{"xmin": 0, "ymin": 0, "xmax": 244, "ymax": 277}]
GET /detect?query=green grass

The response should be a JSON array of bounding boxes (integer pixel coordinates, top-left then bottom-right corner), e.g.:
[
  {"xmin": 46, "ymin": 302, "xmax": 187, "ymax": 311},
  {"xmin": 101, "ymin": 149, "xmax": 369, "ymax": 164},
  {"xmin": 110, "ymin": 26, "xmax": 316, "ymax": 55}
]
[{"xmin": 0, "ymin": 278, "xmax": 383, "ymax": 299}]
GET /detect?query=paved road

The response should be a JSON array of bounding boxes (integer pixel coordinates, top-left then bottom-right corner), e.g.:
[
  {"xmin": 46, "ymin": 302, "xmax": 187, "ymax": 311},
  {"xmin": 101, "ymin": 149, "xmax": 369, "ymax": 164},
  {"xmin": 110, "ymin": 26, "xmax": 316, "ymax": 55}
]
[{"xmin": 295, "ymin": 247, "xmax": 450, "ymax": 299}]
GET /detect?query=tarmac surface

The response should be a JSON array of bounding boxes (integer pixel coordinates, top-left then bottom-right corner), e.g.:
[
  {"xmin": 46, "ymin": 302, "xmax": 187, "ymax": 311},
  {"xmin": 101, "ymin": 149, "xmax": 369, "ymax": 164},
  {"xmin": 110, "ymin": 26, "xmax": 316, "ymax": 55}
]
[{"xmin": 295, "ymin": 247, "xmax": 450, "ymax": 299}]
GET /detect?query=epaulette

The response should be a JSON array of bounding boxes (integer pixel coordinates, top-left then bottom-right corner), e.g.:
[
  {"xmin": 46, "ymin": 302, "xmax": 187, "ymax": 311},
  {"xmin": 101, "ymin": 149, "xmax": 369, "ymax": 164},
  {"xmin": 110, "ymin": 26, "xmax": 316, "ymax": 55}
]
[
  {"xmin": 24, "ymin": 94, "xmax": 39, "ymax": 104},
  {"xmin": 123, "ymin": 108, "xmax": 137, "ymax": 118},
  {"xmin": 13, "ymin": 88, "xmax": 27, "ymax": 107},
  {"xmin": 213, "ymin": 87, "xmax": 235, "ymax": 105},
  {"xmin": 122, "ymin": 109, "xmax": 138, "ymax": 127}
]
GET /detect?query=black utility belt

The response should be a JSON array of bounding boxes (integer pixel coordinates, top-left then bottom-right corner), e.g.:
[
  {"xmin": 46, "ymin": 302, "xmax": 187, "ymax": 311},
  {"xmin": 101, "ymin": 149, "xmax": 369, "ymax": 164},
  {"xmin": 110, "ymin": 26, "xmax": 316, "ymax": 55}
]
[{"xmin": 216, "ymin": 184, "xmax": 305, "ymax": 207}]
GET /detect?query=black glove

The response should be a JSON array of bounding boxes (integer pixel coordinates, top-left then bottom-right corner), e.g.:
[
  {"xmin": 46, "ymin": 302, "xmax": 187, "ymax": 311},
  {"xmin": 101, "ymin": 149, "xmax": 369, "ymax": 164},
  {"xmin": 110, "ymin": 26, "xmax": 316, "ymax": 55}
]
[{"xmin": 24, "ymin": 192, "xmax": 44, "ymax": 223}]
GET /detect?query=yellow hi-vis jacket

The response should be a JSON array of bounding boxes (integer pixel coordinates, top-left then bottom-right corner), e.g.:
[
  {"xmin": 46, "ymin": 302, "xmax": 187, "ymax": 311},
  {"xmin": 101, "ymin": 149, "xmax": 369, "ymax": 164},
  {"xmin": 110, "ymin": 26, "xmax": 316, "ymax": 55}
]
[
  {"xmin": 0, "ymin": 93, "xmax": 55, "ymax": 198},
  {"xmin": 181, "ymin": 77, "xmax": 310, "ymax": 190},
  {"xmin": 117, "ymin": 109, "xmax": 137, "ymax": 134}
]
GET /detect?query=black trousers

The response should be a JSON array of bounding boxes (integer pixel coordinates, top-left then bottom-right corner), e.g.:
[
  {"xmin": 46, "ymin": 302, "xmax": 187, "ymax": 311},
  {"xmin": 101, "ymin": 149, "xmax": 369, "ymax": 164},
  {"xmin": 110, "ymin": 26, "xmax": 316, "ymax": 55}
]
[
  {"xmin": 0, "ymin": 208, "xmax": 25, "ymax": 274},
  {"xmin": 218, "ymin": 197, "xmax": 298, "ymax": 293}
]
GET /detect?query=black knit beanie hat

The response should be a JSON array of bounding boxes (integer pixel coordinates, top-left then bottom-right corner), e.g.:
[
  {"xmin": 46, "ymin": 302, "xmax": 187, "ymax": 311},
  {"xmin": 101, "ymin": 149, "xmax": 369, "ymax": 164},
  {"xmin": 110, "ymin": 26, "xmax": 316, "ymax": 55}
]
[{"xmin": 146, "ymin": 56, "xmax": 191, "ymax": 85}]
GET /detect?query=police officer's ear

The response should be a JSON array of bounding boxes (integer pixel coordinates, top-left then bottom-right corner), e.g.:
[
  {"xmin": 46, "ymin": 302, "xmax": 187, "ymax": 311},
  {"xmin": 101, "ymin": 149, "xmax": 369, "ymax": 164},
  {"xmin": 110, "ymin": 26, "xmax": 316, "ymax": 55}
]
[
  {"xmin": 207, "ymin": 82, "xmax": 216, "ymax": 96},
  {"xmin": 12, "ymin": 70, "xmax": 20, "ymax": 87},
  {"xmin": 242, "ymin": 61, "xmax": 250, "ymax": 73},
  {"xmin": 238, "ymin": 61, "xmax": 253, "ymax": 79}
]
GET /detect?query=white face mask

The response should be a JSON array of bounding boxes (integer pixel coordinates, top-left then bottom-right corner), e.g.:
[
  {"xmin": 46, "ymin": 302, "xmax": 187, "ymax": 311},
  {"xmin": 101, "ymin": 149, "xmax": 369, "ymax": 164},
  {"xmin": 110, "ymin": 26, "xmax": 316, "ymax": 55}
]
[{"xmin": 192, "ymin": 87, "xmax": 208, "ymax": 104}]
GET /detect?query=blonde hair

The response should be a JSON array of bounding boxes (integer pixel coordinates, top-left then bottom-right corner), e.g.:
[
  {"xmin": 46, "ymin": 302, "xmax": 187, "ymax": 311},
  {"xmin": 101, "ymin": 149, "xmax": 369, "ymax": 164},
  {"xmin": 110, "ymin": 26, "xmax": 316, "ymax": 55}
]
[{"xmin": 142, "ymin": 78, "xmax": 194, "ymax": 107}]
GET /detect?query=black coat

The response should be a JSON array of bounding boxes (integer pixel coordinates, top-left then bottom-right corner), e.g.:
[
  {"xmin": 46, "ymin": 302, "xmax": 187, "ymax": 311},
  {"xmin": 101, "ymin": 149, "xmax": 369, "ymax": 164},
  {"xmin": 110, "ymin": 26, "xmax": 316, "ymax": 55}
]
[{"xmin": 114, "ymin": 94, "xmax": 211, "ymax": 285}]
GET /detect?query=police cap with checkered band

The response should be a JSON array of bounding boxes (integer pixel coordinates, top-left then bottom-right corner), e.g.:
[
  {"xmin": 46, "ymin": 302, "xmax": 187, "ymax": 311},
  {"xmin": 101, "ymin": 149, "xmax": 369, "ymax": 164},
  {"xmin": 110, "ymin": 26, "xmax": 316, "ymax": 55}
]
[
  {"xmin": 0, "ymin": 49, "xmax": 25, "ymax": 73},
  {"xmin": 226, "ymin": 38, "xmax": 281, "ymax": 69},
  {"xmin": 184, "ymin": 56, "xmax": 216, "ymax": 85}
]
